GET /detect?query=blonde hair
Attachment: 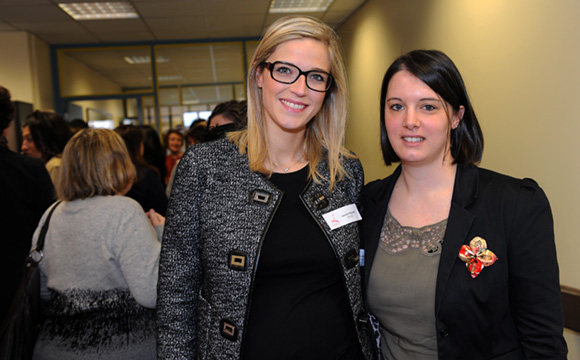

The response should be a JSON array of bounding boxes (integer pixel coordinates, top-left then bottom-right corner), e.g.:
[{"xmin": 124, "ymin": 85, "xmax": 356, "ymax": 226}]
[
  {"xmin": 57, "ymin": 128, "xmax": 136, "ymax": 201},
  {"xmin": 228, "ymin": 15, "xmax": 353, "ymax": 190}
]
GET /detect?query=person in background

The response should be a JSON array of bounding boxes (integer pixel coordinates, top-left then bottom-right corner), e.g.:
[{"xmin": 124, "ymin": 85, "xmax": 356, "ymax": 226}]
[
  {"xmin": 203, "ymin": 99, "xmax": 247, "ymax": 142},
  {"xmin": 21, "ymin": 110, "xmax": 72, "ymax": 186},
  {"xmin": 31, "ymin": 128, "xmax": 163, "ymax": 360},
  {"xmin": 165, "ymin": 120, "xmax": 208, "ymax": 197},
  {"xmin": 68, "ymin": 118, "xmax": 89, "ymax": 134},
  {"xmin": 361, "ymin": 49, "xmax": 567, "ymax": 359},
  {"xmin": 185, "ymin": 119, "xmax": 207, "ymax": 148},
  {"xmin": 157, "ymin": 16, "xmax": 373, "ymax": 360},
  {"xmin": 140, "ymin": 125, "xmax": 167, "ymax": 185},
  {"xmin": 0, "ymin": 85, "xmax": 55, "ymax": 322},
  {"xmin": 115, "ymin": 124, "xmax": 168, "ymax": 216},
  {"xmin": 207, "ymin": 100, "xmax": 242, "ymax": 129},
  {"xmin": 164, "ymin": 129, "xmax": 184, "ymax": 185}
]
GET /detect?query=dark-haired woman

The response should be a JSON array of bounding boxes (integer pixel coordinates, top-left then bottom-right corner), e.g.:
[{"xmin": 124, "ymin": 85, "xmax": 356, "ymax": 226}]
[
  {"xmin": 361, "ymin": 50, "xmax": 567, "ymax": 359},
  {"xmin": 115, "ymin": 124, "xmax": 168, "ymax": 215},
  {"xmin": 21, "ymin": 110, "xmax": 72, "ymax": 186},
  {"xmin": 140, "ymin": 125, "xmax": 167, "ymax": 184}
]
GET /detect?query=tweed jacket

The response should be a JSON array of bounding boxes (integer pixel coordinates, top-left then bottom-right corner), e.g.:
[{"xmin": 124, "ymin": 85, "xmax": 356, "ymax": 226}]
[
  {"xmin": 157, "ymin": 138, "xmax": 373, "ymax": 360},
  {"xmin": 361, "ymin": 164, "xmax": 567, "ymax": 359}
]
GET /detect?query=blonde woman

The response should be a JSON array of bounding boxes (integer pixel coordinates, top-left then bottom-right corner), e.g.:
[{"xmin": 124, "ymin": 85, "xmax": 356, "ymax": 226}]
[
  {"xmin": 157, "ymin": 16, "xmax": 373, "ymax": 360},
  {"xmin": 31, "ymin": 129, "xmax": 163, "ymax": 360}
]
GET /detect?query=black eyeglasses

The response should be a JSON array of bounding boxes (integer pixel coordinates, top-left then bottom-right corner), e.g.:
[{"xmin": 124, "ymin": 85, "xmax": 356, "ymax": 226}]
[{"xmin": 261, "ymin": 61, "xmax": 334, "ymax": 92}]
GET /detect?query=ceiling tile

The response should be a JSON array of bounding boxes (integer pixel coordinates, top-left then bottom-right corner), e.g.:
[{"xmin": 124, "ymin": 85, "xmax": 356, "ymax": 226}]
[
  {"xmin": 134, "ymin": 1, "xmax": 204, "ymax": 17},
  {"xmin": 95, "ymin": 31, "xmax": 156, "ymax": 43},
  {"xmin": 39, "ymin": 33, "xmax": 102, "ymax": 44},
  {"xmin": 10, "ymin": 20, "xmax": 86, "ymax": 33},
  {"xmin": 145, "ymin": 16, "xmax": 207, "ymax": 32},
  {"xmin": 328, "ymin": 0, "xmax": 366, "ymax": 12},
  {"xmin": 0, "ymin": 21, "xmax": 18, "ymax": 31},
  {"xmin": 0, "ymin": 4, "xmax": 70, "ymax": 22},
  {"xmin": 0, "ymin": 0, "xmax": 50, "ymax": 5},
  {"xmin": 80, "ymin": 19, "xmax": 151, "ymax": 33},
  {"xmin": 203, "ymin": 0, "xmax": 271, "ymax": 15},
  {"xmin": 322, "ymin": 10, "xmax": 358, "ymax": 25}
]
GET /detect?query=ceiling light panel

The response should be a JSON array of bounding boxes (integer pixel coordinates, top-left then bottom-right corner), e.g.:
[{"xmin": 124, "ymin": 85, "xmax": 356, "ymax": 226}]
[
  {"xmin": 124, "ymin": 56, "xmax": 170, "ymax": 65},
  {"xmin": 269, "ymin": 0, "xmax": 334, "ymax": 13},
  {"xmin": 59, "ymin": 2, "xmax": 139, "ymax": 20}
]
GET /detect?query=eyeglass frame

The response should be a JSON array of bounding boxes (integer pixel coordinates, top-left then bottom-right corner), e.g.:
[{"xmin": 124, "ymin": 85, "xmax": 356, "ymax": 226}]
[{"xmin": 260, "ymin": 61, "xmax": 334, "ymax": 92}]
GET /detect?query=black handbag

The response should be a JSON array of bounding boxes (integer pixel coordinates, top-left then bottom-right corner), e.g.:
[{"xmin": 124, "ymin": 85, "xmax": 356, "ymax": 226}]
[{"xmin": 0, "ymin": 202, "xmax": 60, "ymax": 360}]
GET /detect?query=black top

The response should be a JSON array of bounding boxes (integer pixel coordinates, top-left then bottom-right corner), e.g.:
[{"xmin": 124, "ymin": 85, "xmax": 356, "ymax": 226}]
[
  {"xmin": 126, "ymin": 164, "xmax": 168, "ymax": 216},
  {"xmin": 243, "ymin": 166, "xmax": 362, "ymax": 359}
]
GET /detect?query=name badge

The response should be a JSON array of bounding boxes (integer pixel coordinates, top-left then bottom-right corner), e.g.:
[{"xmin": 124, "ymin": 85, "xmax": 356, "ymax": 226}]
[{"xmin": 322, "ymin": 204, "xmax": 362, "ymax": 230}]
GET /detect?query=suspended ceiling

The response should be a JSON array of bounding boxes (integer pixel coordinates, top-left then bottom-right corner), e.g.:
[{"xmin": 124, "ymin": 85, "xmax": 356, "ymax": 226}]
[{"xmin": 0, "ymin": 0, "xmax": 366, "ymax": 108}]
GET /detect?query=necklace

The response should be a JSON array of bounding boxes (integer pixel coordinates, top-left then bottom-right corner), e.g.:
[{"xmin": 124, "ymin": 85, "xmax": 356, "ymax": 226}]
[{"xmin": 273, "ymin": 154, "xmax": 304, "ymax": 172}]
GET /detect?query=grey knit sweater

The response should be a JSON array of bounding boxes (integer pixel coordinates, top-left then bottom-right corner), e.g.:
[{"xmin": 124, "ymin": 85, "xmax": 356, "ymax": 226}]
[
  {"xmin": 31, "ymin": 196, "xmax": 162, "ymax": 360},
  {"xmin": 157, "ymin": 138, "xmax": 373, "ymax": 360}
]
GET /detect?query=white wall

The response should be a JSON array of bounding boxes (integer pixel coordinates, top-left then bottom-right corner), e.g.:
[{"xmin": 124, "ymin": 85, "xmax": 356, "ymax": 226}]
[
  {"xmin": 340, "ymin": 0, "xmax": 580, "ymax": 355},
  {"xmin": 0, "ymin": 32, "xmax": 53, "ymax": 151},
  {"xmin": 0, "ymin": 32, "xmax": 40, "ymax": 104}
]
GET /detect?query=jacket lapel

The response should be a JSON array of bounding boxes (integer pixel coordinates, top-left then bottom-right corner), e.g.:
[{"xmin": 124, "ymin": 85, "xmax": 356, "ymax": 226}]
[
  {"xmin": 362, "ymin": 166, "xmax": 401, "ymax": 290},
  {"xmin": 434, "ymin": 165, "xmax": 479, "ymax": 313}
]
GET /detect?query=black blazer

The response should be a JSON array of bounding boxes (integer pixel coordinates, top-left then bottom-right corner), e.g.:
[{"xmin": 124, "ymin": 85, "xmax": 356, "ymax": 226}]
[{"xmin": 361, "ymin": 164, "xmax": 567, "ymax": 359}]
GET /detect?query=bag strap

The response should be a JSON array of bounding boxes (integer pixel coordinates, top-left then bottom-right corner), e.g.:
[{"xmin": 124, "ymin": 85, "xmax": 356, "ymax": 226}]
[{"xmin": 32, "ymin": 201, "xmax": 61, "ymax": 254}]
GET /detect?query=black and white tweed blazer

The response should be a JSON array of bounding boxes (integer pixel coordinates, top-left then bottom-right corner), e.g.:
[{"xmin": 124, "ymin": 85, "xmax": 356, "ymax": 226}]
[{"xmin": 157, "ymin": 138, "xmax": 373, "ymax": 360}]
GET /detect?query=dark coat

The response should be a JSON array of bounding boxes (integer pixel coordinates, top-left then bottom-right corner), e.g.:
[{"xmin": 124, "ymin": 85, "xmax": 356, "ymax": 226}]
[
  {"xmin": 361, "ymin": 164, "xmax": 567, "ymax": 359},
  {"xmin": 0, "ymin": 146, "xmax": 55, "ymax": 320},
  {"xmin": 126, "ymin": 164, "xmax": 168, "ymax": 216},
  {"xmin": 157, "ymin": 138, "xmax": 373, "ymax": 360}
]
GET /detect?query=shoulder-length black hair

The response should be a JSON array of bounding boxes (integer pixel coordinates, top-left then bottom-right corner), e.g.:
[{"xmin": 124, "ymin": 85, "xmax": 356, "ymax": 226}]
[
  {"xmin": 379, "ymin": 49, "xmax": 484, "ymax": 166},
  {"xmin": 114, "ymin": 124, "xmax": 157, "ymax": 178},
  {"xmin": 23, "ymin": 110, "xmax": 73, "ymax": 163}
]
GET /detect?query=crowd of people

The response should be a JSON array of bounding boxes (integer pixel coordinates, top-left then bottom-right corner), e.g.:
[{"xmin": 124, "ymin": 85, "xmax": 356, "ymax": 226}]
[{"xmin": 0, "ymin": 15, "xmax": 569, "ymax": 360}]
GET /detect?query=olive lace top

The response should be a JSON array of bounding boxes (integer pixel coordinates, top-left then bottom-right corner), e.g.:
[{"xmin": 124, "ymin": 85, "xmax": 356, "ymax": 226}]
[{"xmin": 367, "ymin": 210, "xmax": 447, "ymax": 359}]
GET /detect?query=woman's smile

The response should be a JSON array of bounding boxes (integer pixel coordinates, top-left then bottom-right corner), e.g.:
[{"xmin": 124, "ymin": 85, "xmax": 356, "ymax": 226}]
[{"xmin": 280, "ymin": 98, "xmax": 308, "ymax": 111}]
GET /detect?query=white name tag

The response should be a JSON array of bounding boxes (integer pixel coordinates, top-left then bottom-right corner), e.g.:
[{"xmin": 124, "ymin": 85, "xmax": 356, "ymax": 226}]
[{"xmin": 322, "ymin": 204, "xmax": 362, "ymax": 230}]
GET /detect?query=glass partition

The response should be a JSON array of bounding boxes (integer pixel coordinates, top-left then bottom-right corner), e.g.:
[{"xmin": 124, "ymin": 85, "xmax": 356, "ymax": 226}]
[
  {"xmin": 54, "ymin": 39, "xmax": 256, "ymax": 131},
  {"xmin": 59, "ymin": 46, "xmax": 153, "ymax": 97}
]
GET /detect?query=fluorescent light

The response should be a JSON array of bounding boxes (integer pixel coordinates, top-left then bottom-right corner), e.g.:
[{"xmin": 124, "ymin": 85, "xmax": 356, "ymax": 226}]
[
  {"xmin": 158, "ymin": 75, "xmax": 183, "ymax": 82},
  {"xmin": 59, "ymin": 2, "xmax": 139, "ymax": 20},
  {"xmin": 148, "ymin": 75, "xmax": 183, "ymax": 82},
  {"xmin": 124, "ymin": 56, "xmax": 170, "ymax": 64},
  {"xmin": 183, "ymin": 100, "xmax": 201, "ymax": 105},
  {"xmin": 269, "ymin": 0, "xmax": 334, "ymax": 13}
]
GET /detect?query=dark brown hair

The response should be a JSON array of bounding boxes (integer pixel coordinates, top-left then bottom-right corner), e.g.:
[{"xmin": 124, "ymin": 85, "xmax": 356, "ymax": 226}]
[
  {"xmin": 23, "ymin": 110, "xmax": 73, "ymax": 163},
  {"xmin": 379, "ymin": 50, "xmax": 484, "ymax": 166}
]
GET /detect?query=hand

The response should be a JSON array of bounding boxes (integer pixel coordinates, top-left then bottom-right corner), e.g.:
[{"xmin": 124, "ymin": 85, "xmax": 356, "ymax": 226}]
[{"xmin": 146, "ymin": 209, "xmax": 165, "ymax": 227}]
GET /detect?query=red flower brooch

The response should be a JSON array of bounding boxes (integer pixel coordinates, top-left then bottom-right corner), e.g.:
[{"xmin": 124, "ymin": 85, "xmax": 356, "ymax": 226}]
[{"xmin": 458, "ymin": 237, "xmax": 498, "ymax": 278}]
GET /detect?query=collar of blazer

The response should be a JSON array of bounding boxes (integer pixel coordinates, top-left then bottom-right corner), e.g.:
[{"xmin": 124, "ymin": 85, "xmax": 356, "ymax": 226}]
[
  {"xmin": 363, "ymin": 163, "xmax": 482, "ymax": 310},
  {"xmin": 369, "ymin": 163, "xmax": 480, "ymax": 208}
]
